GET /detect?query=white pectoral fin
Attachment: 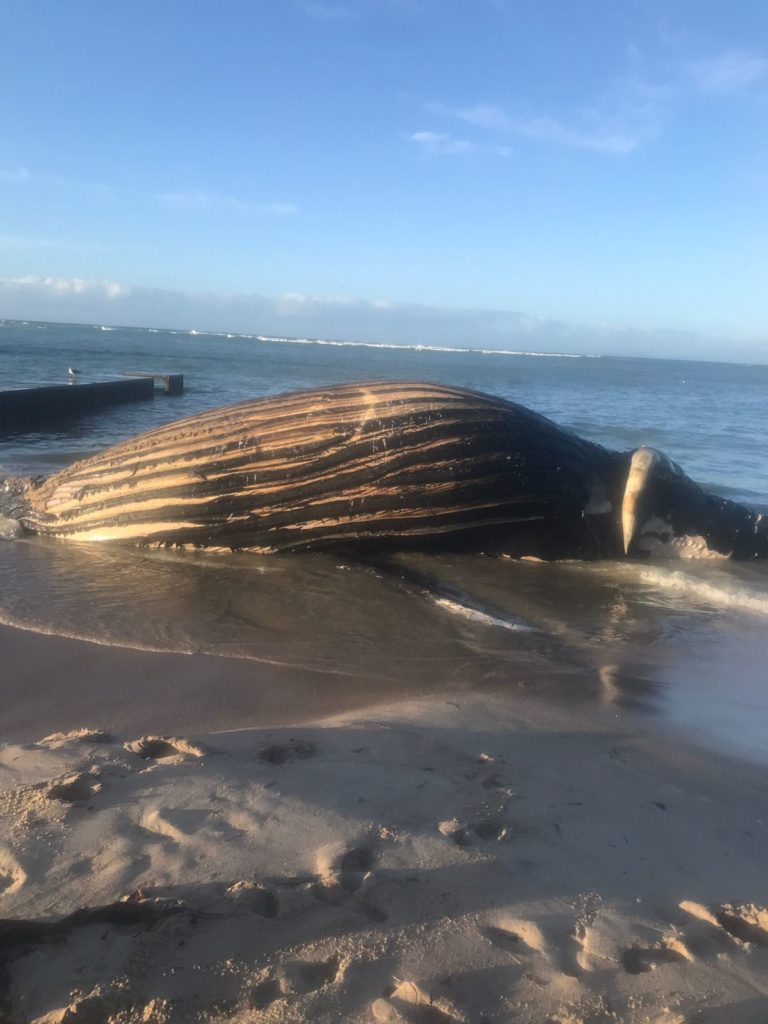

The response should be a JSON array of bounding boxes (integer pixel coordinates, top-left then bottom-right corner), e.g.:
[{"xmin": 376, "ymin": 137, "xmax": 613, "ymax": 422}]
[{"xmin": 621, "ymin": 448, "xmax": 663, "ymax": 555}]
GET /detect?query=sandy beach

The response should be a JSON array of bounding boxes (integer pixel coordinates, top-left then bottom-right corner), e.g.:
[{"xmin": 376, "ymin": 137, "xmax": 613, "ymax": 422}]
[
  {"xmin": 4, "ymin": 0, "xmax": 768, "ymax": 1016},
  {"xmin": 2, "ymin": 625, "xmax": 767, "ymax": 1024}
]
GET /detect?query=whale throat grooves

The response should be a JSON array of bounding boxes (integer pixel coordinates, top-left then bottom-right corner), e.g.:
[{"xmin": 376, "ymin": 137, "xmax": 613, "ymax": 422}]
[{"xmin": 22, "ymin": 381, "xmax": 614, "ymax": 552}]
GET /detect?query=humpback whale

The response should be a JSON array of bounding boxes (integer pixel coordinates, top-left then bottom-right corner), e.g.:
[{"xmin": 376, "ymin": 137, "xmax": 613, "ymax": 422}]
[{"xmin": 2, "ymin": 381, "xmax": 766, "ymax": 559}]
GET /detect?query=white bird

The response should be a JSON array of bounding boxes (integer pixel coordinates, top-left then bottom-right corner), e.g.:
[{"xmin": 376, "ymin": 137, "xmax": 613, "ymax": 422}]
[{"xmin": 67, "ymin": 367, "xmax": 80, "ymax": 377}]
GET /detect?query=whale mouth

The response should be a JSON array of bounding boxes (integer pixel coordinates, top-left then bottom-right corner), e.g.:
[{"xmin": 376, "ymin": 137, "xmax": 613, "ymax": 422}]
[
  {"xmin": 634, "ymin": 516, "xmax": 727, "ymax": 560},
  {"xmin": 620, "ymin": 449, "xmax": 767, "ymax": 560}
]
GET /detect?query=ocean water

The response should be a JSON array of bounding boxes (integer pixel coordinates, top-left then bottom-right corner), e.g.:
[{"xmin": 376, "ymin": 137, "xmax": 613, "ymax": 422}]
[{"xmin": 1, "ymin": 319, "xmax": 767, "ymax": 762}]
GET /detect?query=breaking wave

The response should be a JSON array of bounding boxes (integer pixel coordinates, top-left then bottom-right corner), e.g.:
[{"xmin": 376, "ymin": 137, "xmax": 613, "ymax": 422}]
[
  {"xmin": 640, "ymin": 567, "xmax": 768, "ymax": 618},
  {"xmin": 17, "ymin": 318, "xmax": 596, "ymax": 359},
  {"xmin": 250, "ymin": 334, "xmax": 595, "ymax": 358},
  {"xmin": 134, "ymin": 326, "xmax": 595, "ymax": 358}
]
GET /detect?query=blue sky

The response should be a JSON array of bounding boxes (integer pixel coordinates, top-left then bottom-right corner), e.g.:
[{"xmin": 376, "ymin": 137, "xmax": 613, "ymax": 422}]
[{"xmin": 1, "ymin": 0, "xmax": 767, "ymax": 360}]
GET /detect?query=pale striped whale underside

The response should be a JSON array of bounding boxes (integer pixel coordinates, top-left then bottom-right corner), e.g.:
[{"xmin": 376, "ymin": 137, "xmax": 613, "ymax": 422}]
[{"xmin": 22, "ymin": 381, "xmax": 618, "ymax": 553}]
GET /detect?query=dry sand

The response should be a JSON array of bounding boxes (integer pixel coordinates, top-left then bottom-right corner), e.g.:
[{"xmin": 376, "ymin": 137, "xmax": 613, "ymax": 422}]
[{"xmin": 1, "ymin": 628, "xmax": 768, "ymax": 1023}]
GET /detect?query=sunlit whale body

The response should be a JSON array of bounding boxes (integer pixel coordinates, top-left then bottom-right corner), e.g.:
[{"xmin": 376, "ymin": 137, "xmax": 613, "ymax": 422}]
[{"xmin": 4, "ymin": 381, "xmax": 767, "ymax": 559}]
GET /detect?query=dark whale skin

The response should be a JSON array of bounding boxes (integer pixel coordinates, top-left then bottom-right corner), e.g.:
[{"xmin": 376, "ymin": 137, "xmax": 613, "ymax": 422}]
[{"xmin": 21, "ymin": 381, "xmax": 622, "ymax": 556}]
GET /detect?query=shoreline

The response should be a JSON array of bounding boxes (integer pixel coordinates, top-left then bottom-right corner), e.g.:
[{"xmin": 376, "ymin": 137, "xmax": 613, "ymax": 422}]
[
  {"xmin": 0, "ymin": 622, "xmax": 409, "ymax": 744},
  {"xmin": 1, "ymin": 625, "xmax": 767, "ymax": 1022}
]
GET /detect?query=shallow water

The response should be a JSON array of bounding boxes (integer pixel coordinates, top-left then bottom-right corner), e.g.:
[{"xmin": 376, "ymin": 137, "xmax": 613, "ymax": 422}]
[
  {"xmin": 1, "ymin": 532, "xmax": 767, "ymax": 764},
  {"xmin": 1, "ymin": 319, "xmax": 767, "ymax": 764}
]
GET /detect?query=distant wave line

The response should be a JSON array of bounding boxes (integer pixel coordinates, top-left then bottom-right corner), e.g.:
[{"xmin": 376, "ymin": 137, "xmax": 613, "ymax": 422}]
[
  {"xmin": 249, "ymin": 334, "xmax": 596, "ymax": 359},
  {"xmin": 7, "ymin": 317, "xmax": 598, "ymax": 358},
  {"xmin": 138, "ymin": 325, "xmax": 595, "ymax": 358},
  {"xmin": 168, "ymin": 327, "xmax": 595, "ymax": 358}
]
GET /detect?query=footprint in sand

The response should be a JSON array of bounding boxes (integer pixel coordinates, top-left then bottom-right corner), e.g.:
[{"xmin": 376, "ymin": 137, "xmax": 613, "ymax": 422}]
[
  {"xmin": 715, "ymin": 903, "xmax": 768, "ymax": 945},
  {"xmin": 338, "ymin": 845, "xmax": 378, "ymax": 892},
  {"xmin": 46, "ymin": 771, "xmax": 102, "ymax": 804},
  {"xmin": 480, "ymin": 918, "xmax": 547, "ymax": 960},
  {"xmin": 141, "ymin": 807, "xmax": 244, "ymax": 844},
  {"xmin": 125, "ymin": 736, "xmax": 206, "ymax": 760},
  {"xmin": 472, "ymin": 819, "xmax": 509, "ymax": 842},
  {"xmin": 225, "ymin": 880, "xmax": 279, "ymax": 918},
  {"xmin": 248, "ymin": 955, "xmax": 340, "ymax": 1009},
  {"xmin": 621, "ymin": 937, "xmax": 693, "ymax": 974},
  {"xmin": 438, "ymin": 820, "xmax": 472, "ymax": 847},
  {"xmin": 257, "ymin": 739, "xmax": 318, "ymax": 764},
  {"xmin": 560, "ymin": 920, "xmax": 595, "ymax": 977},
  {"xmin": 315, "ymin": 843, "xmax": 377, "ymax": 894},
  {"xmin": 280, "ymin": 956, "xmax": 340, "ymax": 994},
  {"xmin": 0, "ymin": 849, "xmax": 27, "ymax": 896},
  {"xmin": 39, "ymin": 728, "xmax": 113, "ymax": 746},
  {"xmin": 371, "ymin": 980, "xmax": 463, "ymax": 1023},
  {"xmin": 438, "ymin": 817, "xmax": 509, "ymax": 847},
  {"xmin": 249, "ymin": 977, "xmax": 282, "ymax": 1010},
  {"xmin": 312, "ymin": 843, "xmax": 388, "ymax": 921},
  {"xmin": 480, "ymin": 914, "xmax": 597, "ymax": 978},
  {"xmin": 681, "ymin": 899, "xmax": 768, "ymax": 946}
]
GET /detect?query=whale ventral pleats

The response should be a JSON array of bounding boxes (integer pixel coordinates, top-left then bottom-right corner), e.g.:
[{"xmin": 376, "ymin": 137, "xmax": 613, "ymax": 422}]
[
  {"xmin": 13, "ymin": 381, "xmax": 766, "ymax": 560},
  {"xmin": 17, "ymin": 381, "xmax": 613, "ymax": 556}
]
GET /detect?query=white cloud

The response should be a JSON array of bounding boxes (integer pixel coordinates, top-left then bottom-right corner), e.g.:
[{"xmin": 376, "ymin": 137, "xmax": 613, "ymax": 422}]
[
  {"xmin": 687, "ymin": 49, "xmax": 768, "ymax": 94},
  {"xmin": 0, "ymin": 234, "xmax": 106, "ymax": 251},
  {"xmin": 299, "ymin": 0, "xmax": 424, "ymax": 18},
  {"xmin": 0, "ymin": 275, "xmax": 129, "ymax": 299},
  {"xmin": 158, "ymin": 190, "xmax": 298, "ymax": 215},
  {"xmin": 278, "ymin": 291, "xmax": 358, "ymax": 310},
  {"xmin": 0, "ymin": 276, "xmax": 563, "ymax": 348},
  {"xmin": 1, "ymin": 276, "xmax": 765, "ymax": 361},
  {"xmin": 426, "ymin": 49, "xmax": 758, "ymax": 159},
  {"xmin": 514, "ymin": 116, "xmax": 640, "ymax": 154},
  {"xmin": 0, "ymin": 166, "xmax": 31, "ymax": 182},
  {"xmin": 409, "ymin": 131, "xmax": 473, "ymax": 155},
  {"xmin": 0, "ymin": 166, "xmax": 68, "ymax": 186},
  {"xmin": 455, "ymin": 104, "xmax": 512, "ymax": 133},
  {"xmin": 453, "ymin": 103, "xmax": 643, "ymax": 154},
  {"xmin": 104, "ymin": 282, "xmax": 128, "ymax": 299},
  {"xmin": 259, "ymin": 201, "xmax": 300, "ymax": 215}
]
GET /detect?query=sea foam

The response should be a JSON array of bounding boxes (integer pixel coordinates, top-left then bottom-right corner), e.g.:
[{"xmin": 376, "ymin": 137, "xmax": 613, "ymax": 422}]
[
  {"xmin": 432, "ymin": 594, "xmax": 537, "ymax": 631},
  {"xmin": 640, "ymin": 567, "xmax": 768, "ymax": 618},
  {"xmin": 0, "ymin": 516, "xmax": 23, "ymax": 540}
]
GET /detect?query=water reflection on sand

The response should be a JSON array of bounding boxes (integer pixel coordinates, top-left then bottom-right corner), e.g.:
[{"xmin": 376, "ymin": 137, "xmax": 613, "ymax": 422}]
[{"xmin": 1, "ymin": 536, "xmax": 767, "ymax": 764}]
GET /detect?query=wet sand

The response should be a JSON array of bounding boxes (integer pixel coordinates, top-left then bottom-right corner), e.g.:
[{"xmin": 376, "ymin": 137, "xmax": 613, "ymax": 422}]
[
  {"xmin": 1, "ymin": 624, "xmax": 768, "ymax": 1023},
  {"xmin": 0, "ymin": 623, "xmax": 425, "ymax": 743}
]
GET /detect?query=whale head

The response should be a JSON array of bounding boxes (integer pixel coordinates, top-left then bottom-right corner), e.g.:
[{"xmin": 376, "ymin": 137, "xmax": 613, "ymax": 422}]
[{"xmin": 620, "ymin": 447, "xmax": 768, "ymax": 559}]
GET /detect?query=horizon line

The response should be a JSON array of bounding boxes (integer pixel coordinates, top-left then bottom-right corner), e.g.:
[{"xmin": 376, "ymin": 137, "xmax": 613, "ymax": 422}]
[{"xmin": 1, "ymin": 316, "xmax": 767, "ymax": 369}]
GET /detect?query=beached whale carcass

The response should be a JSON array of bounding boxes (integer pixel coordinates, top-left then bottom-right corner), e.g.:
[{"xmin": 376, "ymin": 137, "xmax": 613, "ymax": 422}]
[{"xmin": 5, "ymin": 381, "xmax": 767, "ymax": 559}]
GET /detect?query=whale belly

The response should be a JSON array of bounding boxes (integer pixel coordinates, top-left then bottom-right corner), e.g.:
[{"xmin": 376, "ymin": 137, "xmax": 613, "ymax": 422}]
[{"xmin": 22, "ymin": 381, "xmax": 611, "ymax": 552}]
